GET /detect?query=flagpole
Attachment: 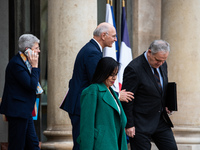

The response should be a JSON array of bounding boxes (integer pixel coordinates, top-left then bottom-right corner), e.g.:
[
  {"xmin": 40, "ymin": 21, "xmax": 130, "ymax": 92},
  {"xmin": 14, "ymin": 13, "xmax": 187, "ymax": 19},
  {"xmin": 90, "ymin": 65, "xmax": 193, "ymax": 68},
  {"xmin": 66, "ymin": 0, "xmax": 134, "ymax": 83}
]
[
  {"xmin": 104, "ymin": 0, "xmax": 119, "ymax": 92},
  {"xmin": 110, "ymin": 0, "xmax": 113, "ymax": 6},
  {"xmin": 118, "ymin": 0, "xmax": 133, "ymax": 91},
  {"xmin": 107, "ymin": 0, "xmax": 110, "ymax": 4},
  {"xmin": 122, "ymin": 0, "xmax": 125, "ymax": 7}
]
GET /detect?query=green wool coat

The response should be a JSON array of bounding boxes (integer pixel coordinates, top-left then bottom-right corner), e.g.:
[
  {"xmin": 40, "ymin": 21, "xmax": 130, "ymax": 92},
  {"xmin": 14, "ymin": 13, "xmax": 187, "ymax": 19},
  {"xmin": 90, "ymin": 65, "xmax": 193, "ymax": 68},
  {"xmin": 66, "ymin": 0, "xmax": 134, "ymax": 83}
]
[{"xmin": 78, "ymin": 83, "xmax": 128, "ymax": 150}]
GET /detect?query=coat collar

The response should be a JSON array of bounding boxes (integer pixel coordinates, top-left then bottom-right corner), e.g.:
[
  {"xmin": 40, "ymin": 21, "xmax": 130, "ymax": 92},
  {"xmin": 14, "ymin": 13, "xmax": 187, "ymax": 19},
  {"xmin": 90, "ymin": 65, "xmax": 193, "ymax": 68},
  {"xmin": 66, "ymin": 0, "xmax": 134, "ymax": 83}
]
[
  {"xmin": 96, "ymin": 83, "xmax": 121, "ymax": 114},
  {"xmin": 16, "ymin": 53, "xmax": 31, "ymax": 74},
  {"xmin": 95, "ymin": 83, "xmax": 127, "ymax": 128}
]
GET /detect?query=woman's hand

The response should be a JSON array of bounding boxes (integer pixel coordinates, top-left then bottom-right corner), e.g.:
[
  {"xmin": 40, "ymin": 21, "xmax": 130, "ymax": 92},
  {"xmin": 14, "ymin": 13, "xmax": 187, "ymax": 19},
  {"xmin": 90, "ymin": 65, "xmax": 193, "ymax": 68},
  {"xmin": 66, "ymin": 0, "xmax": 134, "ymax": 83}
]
[{"xmin": 28, "ymin": 51, "xmax": 39, "ymax": 68}]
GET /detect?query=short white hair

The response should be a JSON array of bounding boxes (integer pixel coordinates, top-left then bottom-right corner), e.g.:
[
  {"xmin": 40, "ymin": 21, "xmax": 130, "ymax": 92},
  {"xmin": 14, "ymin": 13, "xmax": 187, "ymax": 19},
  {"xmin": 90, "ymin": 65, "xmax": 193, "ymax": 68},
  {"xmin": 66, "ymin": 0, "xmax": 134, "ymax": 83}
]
[
  {"xmin": 149, "ymin": 40, "xmax": 170, "ymax": 54},
  {"xmin": 93, "ymin": 24, "xmax": 109, "ymax": 36},
  {"xmin": 18, "ymin": 34, "xmax": 40, "ymax": 52}
]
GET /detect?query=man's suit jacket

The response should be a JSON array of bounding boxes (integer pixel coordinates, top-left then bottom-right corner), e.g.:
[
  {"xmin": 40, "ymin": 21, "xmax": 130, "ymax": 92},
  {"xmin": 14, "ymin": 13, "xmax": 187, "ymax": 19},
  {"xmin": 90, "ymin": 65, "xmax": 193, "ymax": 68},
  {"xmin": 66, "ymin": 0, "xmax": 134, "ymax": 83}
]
[
  {"xmin": 0, "ymin": 53, "xmax": 40, "ymax": 119},
  {"xmin": 60, "ymin": 39, "xmax": 102, "ymax": 115},
  {"xmin": 122, "ymin": 53, "xmax": 173, "ymax": 134},
  {"xmin": 78, "ymin": 83, "xmax": 128, "ymax": 150}
]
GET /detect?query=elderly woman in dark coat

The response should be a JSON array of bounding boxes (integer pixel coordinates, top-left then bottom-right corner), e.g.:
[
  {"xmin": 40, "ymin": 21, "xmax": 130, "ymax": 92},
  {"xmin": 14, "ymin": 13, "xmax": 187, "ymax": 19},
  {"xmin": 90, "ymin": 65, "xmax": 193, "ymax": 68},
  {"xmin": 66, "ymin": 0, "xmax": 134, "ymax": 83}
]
[{"xmin": 0, "ymin": 34, "xmax": 42, "ymax": 150}]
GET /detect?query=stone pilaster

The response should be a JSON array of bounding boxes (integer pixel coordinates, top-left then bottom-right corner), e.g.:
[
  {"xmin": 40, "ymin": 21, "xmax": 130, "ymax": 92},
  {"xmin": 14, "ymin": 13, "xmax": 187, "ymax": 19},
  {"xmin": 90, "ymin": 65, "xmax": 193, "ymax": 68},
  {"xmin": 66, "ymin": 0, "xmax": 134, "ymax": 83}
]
[
  {"xmin": 162, "ymin": 0, "xmax": 200, "ymax": 149},
  {"xmin": 132, "ymin": 0, "xmax": 161, "ymax": 58},
  {"xmin": 42, "ymin": 0, "xmax": 97, "ymax": 149}
]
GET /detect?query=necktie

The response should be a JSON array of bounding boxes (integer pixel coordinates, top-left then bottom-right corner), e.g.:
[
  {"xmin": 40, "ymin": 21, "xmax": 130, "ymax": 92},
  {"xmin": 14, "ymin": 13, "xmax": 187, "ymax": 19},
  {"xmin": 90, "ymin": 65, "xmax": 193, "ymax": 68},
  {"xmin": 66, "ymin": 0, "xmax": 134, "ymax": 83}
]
[{"xmin": 153, "ymin": 68, "xmax": 162, "ymax": 92}]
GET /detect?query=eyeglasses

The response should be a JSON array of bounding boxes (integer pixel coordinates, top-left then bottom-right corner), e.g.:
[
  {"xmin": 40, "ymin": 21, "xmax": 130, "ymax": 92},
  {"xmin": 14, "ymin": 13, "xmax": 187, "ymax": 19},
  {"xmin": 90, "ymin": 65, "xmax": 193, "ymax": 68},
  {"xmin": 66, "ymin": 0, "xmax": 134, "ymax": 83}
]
[
  {"xmin": 33, "ymin": 47, "xmax": 40, "ymax": 50},
  {"xmin": 109, "ymin": 73, "xmax": 118, "ymax": 78},
  {"xmin": 152, "ymin": 55, "xmax": 166, "ymax": 63},
  {"xmin": 30, "ymin": 47, "xmax": 40, "ymax": 50},
  {"xmin": 106, "ymin": 32, "xmax": 117, "ymax": 38},
  {"xmin": 28, "ymin": 47, "xmax": 40, "ymax": 50}
]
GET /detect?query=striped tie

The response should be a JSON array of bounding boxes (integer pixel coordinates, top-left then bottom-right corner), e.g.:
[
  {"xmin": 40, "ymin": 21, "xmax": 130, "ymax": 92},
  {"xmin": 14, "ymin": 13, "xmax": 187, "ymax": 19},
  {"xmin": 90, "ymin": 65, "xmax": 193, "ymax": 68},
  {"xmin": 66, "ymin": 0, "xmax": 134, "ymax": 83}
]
[{"xmin": 153, "ymin": 68, "xmax": 162, "ymax": 92}]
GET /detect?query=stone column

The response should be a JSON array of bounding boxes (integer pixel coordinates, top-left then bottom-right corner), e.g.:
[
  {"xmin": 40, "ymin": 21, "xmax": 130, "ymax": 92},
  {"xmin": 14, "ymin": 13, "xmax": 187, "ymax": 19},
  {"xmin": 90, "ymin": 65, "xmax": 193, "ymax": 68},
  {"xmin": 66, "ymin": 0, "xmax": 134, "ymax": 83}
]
[
  {"xmin": 132, "ymin": 0, "xmax": 161, "ymax": 58},
  {"xmin": 162, "ymin": 0, "xmax": 200, "ymax": 149},
  {"xmin": 42, "ymin": 0, "xmax": 97, "ymax": 149}
]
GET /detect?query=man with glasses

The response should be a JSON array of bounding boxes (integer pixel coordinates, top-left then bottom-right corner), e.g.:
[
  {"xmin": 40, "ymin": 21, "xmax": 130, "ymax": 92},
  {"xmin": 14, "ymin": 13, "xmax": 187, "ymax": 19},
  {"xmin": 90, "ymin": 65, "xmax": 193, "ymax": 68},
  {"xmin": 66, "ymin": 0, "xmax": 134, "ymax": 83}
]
[
  {"xmin": 60, "ymin": 22, "xmax": 134, "ymax": 150},
  {"xmin": 122, "ymin": 40, "xmax": 178, "ymax": 150}
]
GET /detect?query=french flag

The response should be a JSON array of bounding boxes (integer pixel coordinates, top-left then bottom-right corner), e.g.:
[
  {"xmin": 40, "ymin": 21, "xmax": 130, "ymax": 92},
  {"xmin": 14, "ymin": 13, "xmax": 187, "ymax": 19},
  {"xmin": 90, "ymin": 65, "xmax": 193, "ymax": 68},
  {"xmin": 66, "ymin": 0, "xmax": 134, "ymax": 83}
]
[
  {"xmin": 118, "ymin": 5, "xmax": 133, "ymax": 91},
  {"xmin": 104, "ymin": 2, "xmax": 119, "ymax": 92}
]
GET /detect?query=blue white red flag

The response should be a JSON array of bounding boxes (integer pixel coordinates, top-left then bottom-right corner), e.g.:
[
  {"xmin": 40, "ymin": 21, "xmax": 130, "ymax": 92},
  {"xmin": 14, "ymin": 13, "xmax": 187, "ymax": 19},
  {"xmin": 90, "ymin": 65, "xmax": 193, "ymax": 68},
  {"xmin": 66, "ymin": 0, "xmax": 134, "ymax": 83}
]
[
  {"xmin": 104, "ymin": 2, "xmax": 119, "ymax": 92},
  {"xmin": 118, "ymin": 6, "xmax": 133, "ymax": 91}
]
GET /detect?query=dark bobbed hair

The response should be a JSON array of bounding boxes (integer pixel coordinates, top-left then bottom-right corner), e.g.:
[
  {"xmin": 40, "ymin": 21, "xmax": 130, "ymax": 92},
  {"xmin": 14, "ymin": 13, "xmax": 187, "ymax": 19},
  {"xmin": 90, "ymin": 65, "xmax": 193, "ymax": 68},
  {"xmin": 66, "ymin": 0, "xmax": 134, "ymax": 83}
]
[{"xmin": 91, "ymin": 57, "xmax": 120, "ymax": 84}]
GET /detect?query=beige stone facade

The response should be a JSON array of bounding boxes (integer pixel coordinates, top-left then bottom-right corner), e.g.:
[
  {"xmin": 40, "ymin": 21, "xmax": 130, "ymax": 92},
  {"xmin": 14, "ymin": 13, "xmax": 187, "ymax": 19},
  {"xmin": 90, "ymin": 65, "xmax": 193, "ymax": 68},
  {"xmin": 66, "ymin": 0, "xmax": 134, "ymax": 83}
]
[
  {"xmin": 41, "ymin": 0, "xmax": 200, "ymax": 150},
  {"xmin": 41, "ymin": 0, "xmax": 97, "ymax": 149},
  {"xmin": 1, "ymin": 0, "xmax": 200, "ymax": 150},
  {"xmin": 161, "ymin": 0, "xmax": 200, "ymax": 149}
]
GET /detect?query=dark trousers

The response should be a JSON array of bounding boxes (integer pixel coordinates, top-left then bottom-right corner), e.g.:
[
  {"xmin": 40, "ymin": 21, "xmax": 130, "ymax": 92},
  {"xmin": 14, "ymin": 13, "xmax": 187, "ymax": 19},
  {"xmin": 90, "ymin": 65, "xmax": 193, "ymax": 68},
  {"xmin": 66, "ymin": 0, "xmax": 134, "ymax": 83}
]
[
  {"xmin": 69, "ymin": 113, "xmax": 80, "ymax": 150},
  {"xmin": 7, "ymin": 116, "xmax": 40, "ymax": 150},
  {"xmin": 129, "ymin": 117, "xmax": 177, "ymax": 150}
]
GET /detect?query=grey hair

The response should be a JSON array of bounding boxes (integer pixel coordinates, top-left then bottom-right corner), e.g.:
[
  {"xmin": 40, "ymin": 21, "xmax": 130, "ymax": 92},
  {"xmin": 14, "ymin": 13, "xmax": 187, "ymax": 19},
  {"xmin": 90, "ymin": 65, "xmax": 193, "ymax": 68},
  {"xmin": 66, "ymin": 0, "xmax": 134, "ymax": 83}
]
[
  {"xmin": 18, "ymin": 34, "xmax": 40, "ymax": 52},
  {"xmin": 149, "ymin": 40, "xmax": 170, "ymax": 54},
  {"xmin": 93, "ymin": 24, "xmax": 109, "ymax": 36}
]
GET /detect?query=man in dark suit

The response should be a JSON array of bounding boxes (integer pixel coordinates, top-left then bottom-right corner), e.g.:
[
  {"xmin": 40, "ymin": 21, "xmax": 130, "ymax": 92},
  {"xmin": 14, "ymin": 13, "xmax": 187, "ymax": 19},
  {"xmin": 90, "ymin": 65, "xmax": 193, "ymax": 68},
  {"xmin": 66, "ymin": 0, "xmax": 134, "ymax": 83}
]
[
  {"xmin": 0, "ymin": 34, "xmax": 41, "ymax": 149},
  {"xmin": 122, "ymin": 40, "xmax": 177, "ymax": 150},
  {"xmin": 60, "ymin": 22, "xmax": 134, "ymax": 150}
]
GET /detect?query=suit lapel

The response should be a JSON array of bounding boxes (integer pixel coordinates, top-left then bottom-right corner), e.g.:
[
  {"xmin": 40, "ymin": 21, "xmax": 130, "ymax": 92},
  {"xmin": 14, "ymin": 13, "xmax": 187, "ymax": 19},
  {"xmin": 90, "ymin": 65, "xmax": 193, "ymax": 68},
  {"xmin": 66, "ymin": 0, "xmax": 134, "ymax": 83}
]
[
  {"xmin": 142, "ymin": 55, "xmax": 160, "ymax": 93},
  {"xmin": 142, "ymin": 54, "xmax": 162, "ymax": 95},
  {"xmin": 90, "ymin": 39, "xmax": 101, "ymax": 52}
]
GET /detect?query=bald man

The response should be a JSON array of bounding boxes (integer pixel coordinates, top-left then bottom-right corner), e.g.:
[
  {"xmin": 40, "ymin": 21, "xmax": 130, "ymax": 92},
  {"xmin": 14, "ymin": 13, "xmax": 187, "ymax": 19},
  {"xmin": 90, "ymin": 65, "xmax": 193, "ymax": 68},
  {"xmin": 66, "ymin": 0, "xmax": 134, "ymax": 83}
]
[{"xmin": 60, "ymin": 22, "xmax": 133, "ymax": 150}]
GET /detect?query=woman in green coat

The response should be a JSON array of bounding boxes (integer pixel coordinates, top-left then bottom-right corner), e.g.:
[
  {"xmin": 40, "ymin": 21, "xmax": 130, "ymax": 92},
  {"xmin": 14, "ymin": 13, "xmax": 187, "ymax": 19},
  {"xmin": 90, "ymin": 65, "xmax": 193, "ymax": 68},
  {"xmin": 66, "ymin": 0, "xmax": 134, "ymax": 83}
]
[{"xmin": 78, "ymin": 57, "xmax": 128, "ymax": 150}]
